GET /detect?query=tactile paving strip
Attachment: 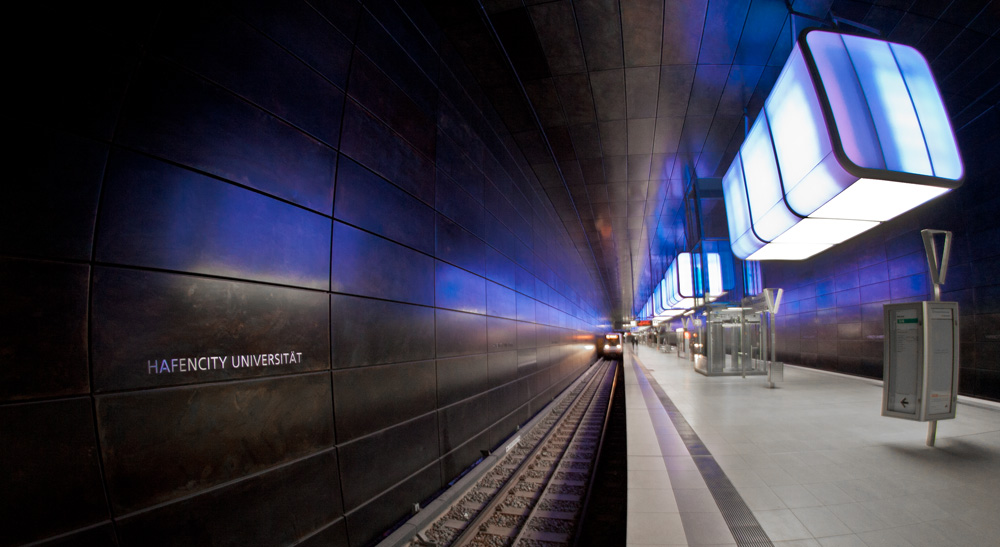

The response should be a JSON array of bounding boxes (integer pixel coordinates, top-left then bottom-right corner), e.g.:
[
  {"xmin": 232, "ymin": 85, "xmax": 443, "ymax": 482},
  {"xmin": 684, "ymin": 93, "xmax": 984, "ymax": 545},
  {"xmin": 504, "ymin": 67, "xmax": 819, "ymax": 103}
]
[{"xmin": 636, "ymin": 358, "xmax": 774, "ymax": 547}]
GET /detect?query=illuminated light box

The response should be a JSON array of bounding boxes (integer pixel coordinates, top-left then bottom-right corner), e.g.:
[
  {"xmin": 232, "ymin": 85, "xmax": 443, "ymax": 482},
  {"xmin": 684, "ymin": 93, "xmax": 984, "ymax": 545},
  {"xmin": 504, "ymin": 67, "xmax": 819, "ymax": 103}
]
[
  {"xmin": 652, "ymin": 281, "xmax": 665, "ymax": 316},
  {"xmin": 639, "ymin": 297, "xmax": 652, "ymax": 321},
  {"xmin": 654, "ymin": 252, "xmax": 726, "ymax": 316},
  {"xmin": 722, "ymin": 29, "xmax": 963, "ymax": 261},
  {"xmin": 661, "ymin": 253, "xmax": 695, "ymax": 312},
  {"xmin": 656, "ymin": 309, "xmax": 683, "ymax": 320}
]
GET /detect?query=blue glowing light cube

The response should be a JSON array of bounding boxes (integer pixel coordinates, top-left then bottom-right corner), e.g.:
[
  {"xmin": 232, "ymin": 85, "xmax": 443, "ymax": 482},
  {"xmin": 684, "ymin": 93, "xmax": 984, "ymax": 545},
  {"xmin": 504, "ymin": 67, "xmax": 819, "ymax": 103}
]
[{"xmin": 723, "ymin": 29, "xmax": 963, "ymax": 261}]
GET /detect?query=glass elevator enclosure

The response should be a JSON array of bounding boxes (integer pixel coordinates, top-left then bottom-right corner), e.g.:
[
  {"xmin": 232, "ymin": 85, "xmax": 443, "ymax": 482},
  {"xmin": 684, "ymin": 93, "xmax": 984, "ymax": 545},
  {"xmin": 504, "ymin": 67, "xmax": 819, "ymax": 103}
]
[{"xmin": 696, "ymin": 288, "xmax": 783, "ymax": 386}]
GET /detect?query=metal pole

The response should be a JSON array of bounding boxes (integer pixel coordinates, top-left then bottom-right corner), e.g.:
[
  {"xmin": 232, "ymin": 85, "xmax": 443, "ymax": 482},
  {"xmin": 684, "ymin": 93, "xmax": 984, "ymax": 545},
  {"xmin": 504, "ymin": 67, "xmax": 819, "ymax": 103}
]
[
  {"xmin": 771, "ymin": 312, "xmax": 778, "ymax": 387},
  {"xmin": 766, "ymin": 313, "xmax": 776, "ymax": 388},
  {"xmin": 921, "ymin": 229, "xmax": 951, "ymax": 447},
  {"xmin": 761, "ymin": 313, "xmax": 774, "ymax": 389},
  {"xmin": 759, "ymin": 314, "xmax": 765, "ymax": 373},
  {"xmin": 740, "ymin": 311, "xmax": 747, "ymax": 378}
]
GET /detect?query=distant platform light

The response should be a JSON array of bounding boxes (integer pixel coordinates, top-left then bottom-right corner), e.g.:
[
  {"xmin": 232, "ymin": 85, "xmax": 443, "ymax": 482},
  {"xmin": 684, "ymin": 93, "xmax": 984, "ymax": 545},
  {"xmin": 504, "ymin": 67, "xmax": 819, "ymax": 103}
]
[
  {"xmin": 723, "ymin": 29, "xmax": 963, "ymax": 261},
  {"xmin": 661, "ymin": 253, "xmax": 696, "ymax": 311},
  {"xmin": 654, "ymin": 252, "xmax": 725, "ymax": 317},
  {"xmin": 637, "ymin": 252, "xmax": 726, "ymax": 321}
]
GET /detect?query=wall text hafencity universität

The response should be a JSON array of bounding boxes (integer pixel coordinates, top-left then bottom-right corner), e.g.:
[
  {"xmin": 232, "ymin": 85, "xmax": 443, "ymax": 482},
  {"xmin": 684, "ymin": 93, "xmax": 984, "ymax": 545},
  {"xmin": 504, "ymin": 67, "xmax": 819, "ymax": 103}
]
[{"xmin": 147, "ymin": 352, "xmax": 304, "ymax": 374}]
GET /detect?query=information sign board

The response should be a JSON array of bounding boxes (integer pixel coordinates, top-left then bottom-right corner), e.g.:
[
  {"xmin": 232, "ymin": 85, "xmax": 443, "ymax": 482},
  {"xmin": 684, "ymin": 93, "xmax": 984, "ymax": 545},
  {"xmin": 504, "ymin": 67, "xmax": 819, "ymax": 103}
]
[{"xmin": 882, "ymin": 302, "xmax": 959, "ymax": 421}]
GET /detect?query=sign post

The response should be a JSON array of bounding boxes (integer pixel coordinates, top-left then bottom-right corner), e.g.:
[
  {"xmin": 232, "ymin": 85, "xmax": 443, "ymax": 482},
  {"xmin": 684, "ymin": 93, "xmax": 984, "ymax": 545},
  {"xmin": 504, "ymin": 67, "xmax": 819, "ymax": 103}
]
[
  {"xmin": 881, "ymin": 230, "xmax": 959, "ymax": 447},
  {"xmin": 740, "ymin": 288, "xmax": 783, "ymax": 387}
]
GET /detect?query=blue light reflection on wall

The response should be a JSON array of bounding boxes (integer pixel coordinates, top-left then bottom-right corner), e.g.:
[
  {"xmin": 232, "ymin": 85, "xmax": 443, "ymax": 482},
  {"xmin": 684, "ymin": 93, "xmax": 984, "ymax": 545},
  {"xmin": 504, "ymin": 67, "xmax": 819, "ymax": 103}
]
[
  {"xmin": 694, "ymin": 244, "xmax": 733, "ymax": 297},
  {"xmin": 721, "ymin": 30, "xmax": 963, "ymax": 262}
]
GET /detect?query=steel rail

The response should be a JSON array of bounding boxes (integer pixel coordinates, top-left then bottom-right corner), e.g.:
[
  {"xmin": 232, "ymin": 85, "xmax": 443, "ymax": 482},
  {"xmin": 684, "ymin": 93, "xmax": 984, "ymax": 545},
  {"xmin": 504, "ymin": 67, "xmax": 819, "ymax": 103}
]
[
  {"xmin": 507, "ymin": 361, "xmax": 616, "ymax": 546},
  {"xmin": 569, "ymin": 360, "xmax": 620, "ymax": 547},
  {"xmin": 448, "ymin": 359, "xmax": 613, "ymax": 547}
]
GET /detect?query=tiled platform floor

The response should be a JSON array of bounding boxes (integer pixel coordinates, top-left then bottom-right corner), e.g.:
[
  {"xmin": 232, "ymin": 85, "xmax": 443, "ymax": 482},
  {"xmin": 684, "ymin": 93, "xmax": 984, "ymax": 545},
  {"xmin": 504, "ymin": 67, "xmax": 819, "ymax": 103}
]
[{"xmin": 625, "ymin": 343, "xmax": 1000, "ymax": 546}]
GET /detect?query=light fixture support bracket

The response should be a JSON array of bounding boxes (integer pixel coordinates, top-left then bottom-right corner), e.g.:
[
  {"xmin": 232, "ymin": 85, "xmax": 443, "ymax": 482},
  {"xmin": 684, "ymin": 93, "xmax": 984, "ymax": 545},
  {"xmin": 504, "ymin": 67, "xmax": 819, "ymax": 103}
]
[{"xmin": 784, "ymin": 1, "xmax": 882, "ymax": 42}]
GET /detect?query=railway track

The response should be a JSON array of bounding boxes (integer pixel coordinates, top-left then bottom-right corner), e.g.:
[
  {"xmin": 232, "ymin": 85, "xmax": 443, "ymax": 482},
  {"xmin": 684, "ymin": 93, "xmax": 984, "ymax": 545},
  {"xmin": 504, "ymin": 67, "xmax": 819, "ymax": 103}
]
[{"xmin": 411, "ymin": 359, "xmax": 619, "ymax": 547}]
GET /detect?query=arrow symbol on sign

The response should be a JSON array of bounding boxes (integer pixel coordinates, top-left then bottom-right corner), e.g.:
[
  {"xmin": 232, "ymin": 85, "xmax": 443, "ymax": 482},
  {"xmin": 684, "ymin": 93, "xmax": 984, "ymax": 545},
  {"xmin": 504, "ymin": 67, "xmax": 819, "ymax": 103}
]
[{"xmin": 900, "ymin": 398, "xmax": 909, "ymax": 408}]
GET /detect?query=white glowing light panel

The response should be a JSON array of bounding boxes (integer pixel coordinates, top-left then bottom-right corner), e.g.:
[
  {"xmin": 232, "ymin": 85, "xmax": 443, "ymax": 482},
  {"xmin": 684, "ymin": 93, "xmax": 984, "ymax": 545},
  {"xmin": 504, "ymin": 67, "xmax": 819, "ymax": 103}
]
[
  {"xmin": 660, "ymin": 253, "xmax": 696, "ymax": 311},
  {"xmin": 655, "ymin": 253, "xmax": 726, "ymax": 316},
  {"xmin": 723, "ymin": 30, "xmax": 963, "ymax": 261},
  {"xmin": 639, "ymin": 253, "xmax": 726, "ymax": 320}
]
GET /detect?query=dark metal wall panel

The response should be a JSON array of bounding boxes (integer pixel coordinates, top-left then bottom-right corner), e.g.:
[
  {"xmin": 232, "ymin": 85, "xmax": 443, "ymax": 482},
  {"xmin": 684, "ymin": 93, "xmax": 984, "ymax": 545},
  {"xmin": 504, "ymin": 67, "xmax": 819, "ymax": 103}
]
[
  {"xmin": 437, "ymin": 171, "xmax": 487, "ymax": 239},
  {"xmin": 733, "ymin": 0, "xmax": 789, "ymax": 66},
  {"xmin": 441, "ymin": 429, "xmax": 492, "ymax": 482},
  {"xmin": 334, "ymin": 156, "xmax": 436, "ymax": 255},
  {"xmin": 621, "ymin": 0, "xmax": 664, "ymax": 67},
  {"xmin": 437, "ymin": 95, "xmax": 485, "ymax": 164},
  {"xmin": 96, "ymin": 151, "xmax": 332, "ymax": 290},
  {"xmin": 330, "ymin": 294, "xmax": 436, "ymax": 368},
  {"xmin": 488, "ymin": 317, "xmax": 519, "ymax": 354},
  {"xmin": 31, "ymin": 524, "xmax": 118, "ymax": 547},
  {"xmin": 487, "ymin": 350, "xmax": 519, "ymax": 388},
  {"xmin": 485, "ymin": 211, "xmax": 519, "ymax": 259},
  {"xmin": 348, "ymin": 51, "xmax": 436, "ymax": 158},
  {"xmin": 593, "ymin": 74, "xmax": 627, "ymax": 123},
  {"xmin": 295, "ymin": 518, "xmax": 350, "ymax": 547},
  {"xmin": 486, "ymin": 179, "xmax": 520, "ymax": 236},
  {"xmin": 1, "ymin": 130, "xmax": 105, "ymax": 261},
  {"xmin": 231, "ymin": 0, "xmax": 355, "ymax": 89},
  {"xmin": 337, "ymin": 413, "xmax": 440, "ymax": 511},
  {"xmin": 576, "ymin": 0, "xmax": 624, "ymax": 70},
  {"xmin": 332, "ymin": 360, "xmax": 436, "ymax": 442},
  {"xmin": 0, "ymin": 259, "xmax": 89, "ymax": 402},
  {"xmin": 517, "ymin": 348, "xmax": 540, "ymax": 377},
  {"xmin": 490, "ymin": 400, "xmax": 532, "ymax": 448},
  {"xmin": 97, "ymin": 373, "xmax": 335, "ymax": 515},
  {"xmin": 700, "ymin": 0, "xmax": 751, "ymax": 64},
  {"xmin": 116, "ymin": 60, "xmax": 338, "ymax": 215},
  {"xmin": 340, "ymin": 99, "xmax": 435, "ymax": 206},
  {"xmin": 489, "ymin": 380, "xmax": 528, "ymax": 423},
  {"xmin": 331, "ymin": 221, "xmax": 435, "ymax": 305},
  {"xmin": 530, "ymin": 1, "xmax": 587, "ymax": 75},
  {"xmin": 525, "ymin": 79, "xmax": 565, "ymax": 127},
  {"xmin": 1, "ymin": 398, "xmax": 109, "ymax": 546},
  {"xmin": 91, "ymin": 267, "xmax": 330, "ymax": 392},
  {"xmin": 354, "ymin": 10, "xmax": 440, "ymax": 116},
  {"xmin": 515, "ymin": 263, "xmax": 537, "ymax": 297},
  {"xmin": 435, "ymin": 260, "xmax": 488, "ymax": 314},
  {"xmin": 436, "ymin": 309, "xmax": 490, "ymax": 358},
  {"xmin": 437, "ymin": 214, "xmax": 487, "ymax": 276},
  {"xmin": 487, "ymin": 280, "xmax": 518, "ymax": 318},
  {"xmin": 343, "ymin": 463, "xmax": 442, "ymax": 547},
  {"xmin": 438, "ymin": 392, "xmax": 493, "ymax": 456},
  {"xmin": 115, "ymin": 450, "xmax": 342, "ymax": 547},
  {"xmin": 516, "ymin": 292, "xmax": 537, "ymax": 322},
  {"xmin": 154, "ymin": 8, "xmax": 345, "ymax": 149},
  {"xmin": 662, "ymin": 0, "xmax": 708, "ymax": 65},
  {"xmin": 7, "ymin": 3, "xmax": 150, "ymax": 141},
  {"xmin": 518, "ymin": 321, "xmax": 538, "ymax": 349},
  {"xmin": 437, "ymin": 353, "xmax": 490, "ymax": 407},
  {"xmin": 437, "ymin": 131, "xmax": 487, "ymax": 202}
]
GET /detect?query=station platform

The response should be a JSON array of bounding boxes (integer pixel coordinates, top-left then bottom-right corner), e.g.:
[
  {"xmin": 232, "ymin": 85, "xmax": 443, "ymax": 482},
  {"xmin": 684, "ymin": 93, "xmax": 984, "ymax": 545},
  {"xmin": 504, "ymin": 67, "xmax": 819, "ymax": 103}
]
[{"xmin": 623, "ymin": 344, "xmax": 1000, "ymax": 546}]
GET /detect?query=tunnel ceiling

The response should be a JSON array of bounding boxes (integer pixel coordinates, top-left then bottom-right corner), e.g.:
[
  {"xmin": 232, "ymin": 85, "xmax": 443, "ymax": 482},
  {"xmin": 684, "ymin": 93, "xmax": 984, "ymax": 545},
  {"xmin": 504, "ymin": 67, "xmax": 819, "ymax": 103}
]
[{"xmin": 422, "ymin": 0, "xmax": 999, "ymax": 324}]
